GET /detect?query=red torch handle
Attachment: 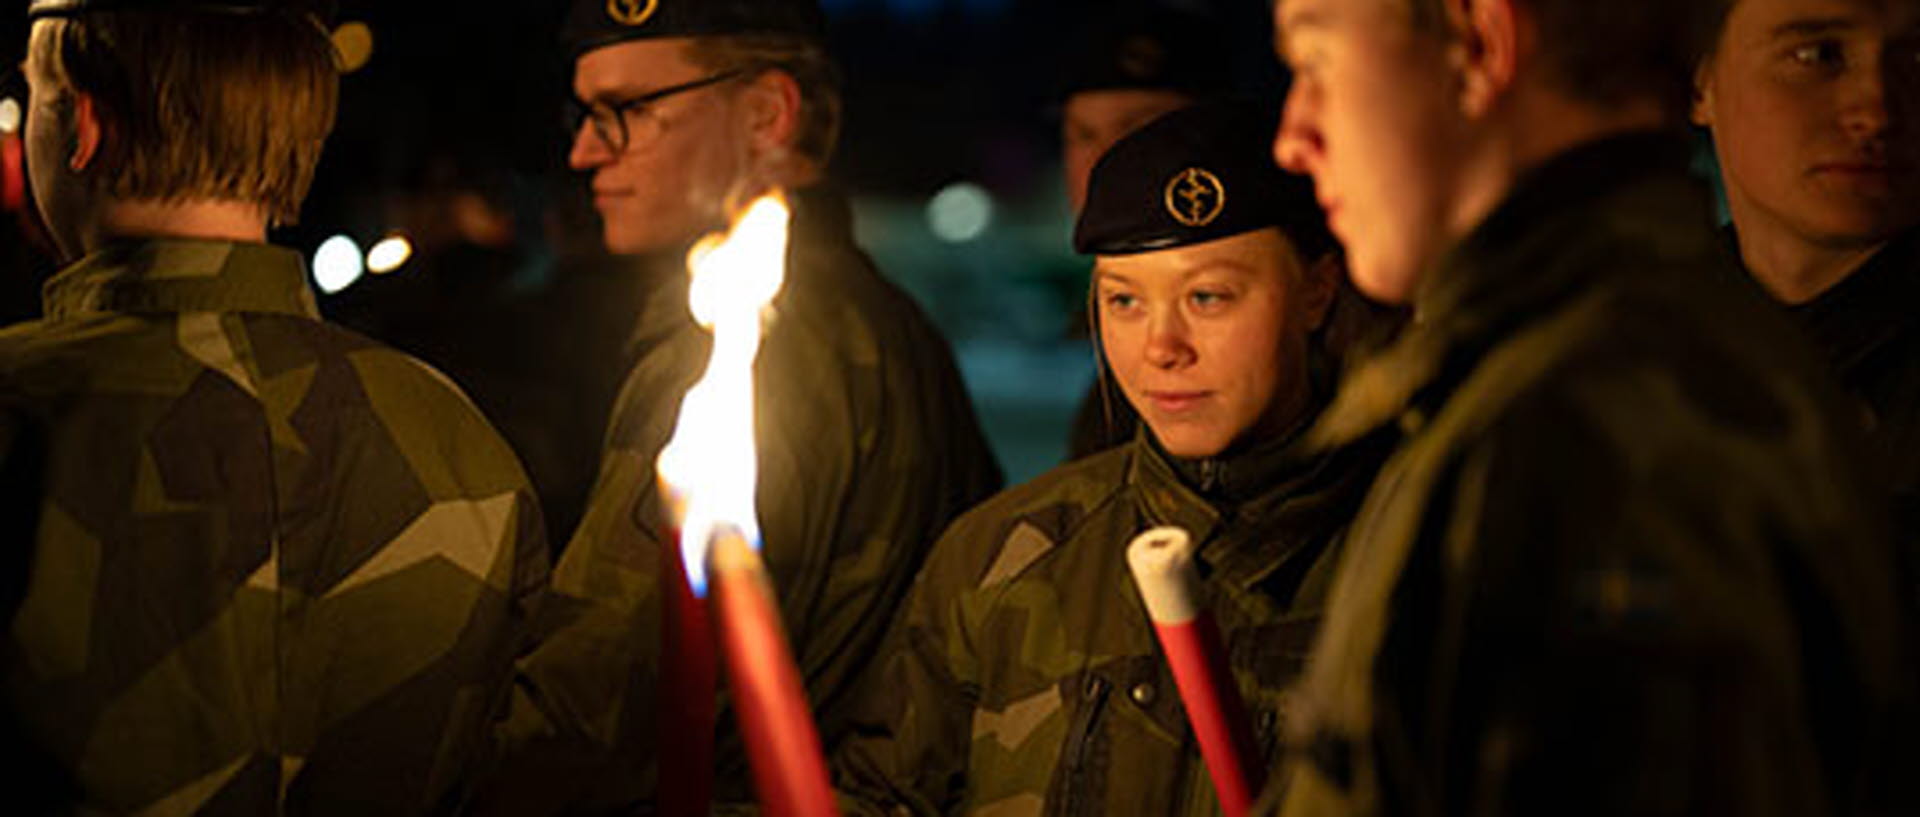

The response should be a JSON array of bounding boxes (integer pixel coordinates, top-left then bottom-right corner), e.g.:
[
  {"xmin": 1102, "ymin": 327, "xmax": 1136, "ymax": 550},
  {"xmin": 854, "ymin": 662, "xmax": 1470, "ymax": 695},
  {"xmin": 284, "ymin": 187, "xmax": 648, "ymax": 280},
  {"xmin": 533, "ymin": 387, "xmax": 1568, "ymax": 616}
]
[
  {"xmin": 658, "ymin": 523, "xmax": 717, "ymax": 817},
  {"xmin": 709, "ymin": 529, "xmax": 840, "ymax": 817},
  {"xmin": 1154, "ymin": 616, "xmax": 1264, "ymax": 817}
]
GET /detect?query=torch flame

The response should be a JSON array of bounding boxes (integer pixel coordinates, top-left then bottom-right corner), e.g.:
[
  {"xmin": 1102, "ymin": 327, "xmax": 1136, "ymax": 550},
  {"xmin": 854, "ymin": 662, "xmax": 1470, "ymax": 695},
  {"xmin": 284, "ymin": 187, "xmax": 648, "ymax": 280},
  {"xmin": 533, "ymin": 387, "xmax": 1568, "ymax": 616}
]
[{"xmin": 657, "ymin": 192, "xmax": 791, "ymax": 596}]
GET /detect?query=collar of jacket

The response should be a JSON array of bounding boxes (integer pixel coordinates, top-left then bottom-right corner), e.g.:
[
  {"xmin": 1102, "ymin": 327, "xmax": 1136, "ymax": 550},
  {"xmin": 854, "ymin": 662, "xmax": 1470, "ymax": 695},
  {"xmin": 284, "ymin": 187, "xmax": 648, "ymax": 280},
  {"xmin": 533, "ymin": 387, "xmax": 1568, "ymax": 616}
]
[
  {"xmin": 1787, "ymin": 224, "xmax": 1920, "ymax": 379},
  {"xmin": 627, "ymin": 182, "xmax": 858, "ymax": 351},
  {"xmin": 1128, "ymin": 387, "xmax": 1385, "ymax": 590},
  {"xmin": 42, "ymin": 238, "xmax": 321, "ymax": 321},
  {"xmin": 1308, "ymin": 130, "xmax": 1708, "ymax": 450}
]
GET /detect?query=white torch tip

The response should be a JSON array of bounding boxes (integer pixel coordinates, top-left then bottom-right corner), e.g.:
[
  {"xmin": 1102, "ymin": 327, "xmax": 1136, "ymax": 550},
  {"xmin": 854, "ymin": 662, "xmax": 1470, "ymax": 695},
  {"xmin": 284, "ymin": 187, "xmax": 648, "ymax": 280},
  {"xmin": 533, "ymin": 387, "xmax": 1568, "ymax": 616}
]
[{"xmin": 1127, "ymin": 526, "xmax": 1203, "ymax": 624}]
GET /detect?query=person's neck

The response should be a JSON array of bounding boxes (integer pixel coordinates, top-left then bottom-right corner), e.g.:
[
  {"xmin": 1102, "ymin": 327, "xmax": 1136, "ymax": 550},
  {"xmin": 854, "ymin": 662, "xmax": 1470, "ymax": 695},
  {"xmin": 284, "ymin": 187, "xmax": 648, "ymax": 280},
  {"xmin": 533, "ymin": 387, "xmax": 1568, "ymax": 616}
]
[
  {"xmin": 86, "ymin": 198, "xmax": 270, "ymax": 253},
  {"xmin": 1446, "ymin": 81, "xmax": 1671, "ymax": 244},
  {"xmin": 1730, "ymin": 211, "xmax": 1889, "ymax": 306}
]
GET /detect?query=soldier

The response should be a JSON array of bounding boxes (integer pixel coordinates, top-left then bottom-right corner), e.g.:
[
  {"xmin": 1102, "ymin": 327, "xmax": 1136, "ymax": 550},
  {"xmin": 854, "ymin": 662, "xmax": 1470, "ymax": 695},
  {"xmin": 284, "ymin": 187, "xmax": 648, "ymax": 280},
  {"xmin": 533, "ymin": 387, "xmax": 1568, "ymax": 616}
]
[
  {"xmin": 2, "ymin": 0, "xmax": 549, "ymax": 812},
  {"xmin": 835, "ymin": 102, "xmax": 1391, "ymax": 816},
  {"xmin": 1693, "ymin": 0, "xmax": 1920, "ymax": 592},
  {"xmin": 1268, "ymin": 0, "xmax": 1912, "ymax": 814},
  {"xmin": 478, "ymin": 0, "xmax": 1003, "ymax": 812},
  {"xmin": 1059, "ymin": 4, "xmax": 1233, "ymax": 460}
]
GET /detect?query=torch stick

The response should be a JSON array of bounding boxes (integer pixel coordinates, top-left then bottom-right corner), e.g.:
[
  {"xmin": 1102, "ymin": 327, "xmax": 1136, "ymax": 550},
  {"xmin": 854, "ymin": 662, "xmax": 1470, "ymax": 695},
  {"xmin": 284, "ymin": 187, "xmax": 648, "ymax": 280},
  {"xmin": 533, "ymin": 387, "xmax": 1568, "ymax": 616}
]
[
  {"xmin": 1126, "ymin": 527, "xmax": 1264, "ymax": 817},
  {"xmin": 656, "ymin": 486, "xmax": 716, "ymax": 817},
  {"xmin": 707, "ymin": 525, "xmax": 839, "ymax": 817}
]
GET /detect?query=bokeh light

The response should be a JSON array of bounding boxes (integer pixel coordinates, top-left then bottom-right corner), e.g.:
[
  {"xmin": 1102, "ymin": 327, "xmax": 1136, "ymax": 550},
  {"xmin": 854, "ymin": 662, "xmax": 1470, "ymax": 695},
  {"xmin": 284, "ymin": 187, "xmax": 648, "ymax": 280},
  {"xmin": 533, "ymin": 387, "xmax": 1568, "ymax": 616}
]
[
  {"xmin": 331, "ymin": 22, "xmax": 376, "ymax": 75},
  {"xmin": 366, "ymin": 235, "xmax": 413, "ymax": 274},
  {"xmin": 314, "ymin": 235, "xmax": 365, "ymax": 294},
  {"xmin": 0, "ymin": 98, "xmax": 20, "ymax": 136},
  {"xmin": 927, "ymin": 182, "xmax": 994, "ymax": 244}
]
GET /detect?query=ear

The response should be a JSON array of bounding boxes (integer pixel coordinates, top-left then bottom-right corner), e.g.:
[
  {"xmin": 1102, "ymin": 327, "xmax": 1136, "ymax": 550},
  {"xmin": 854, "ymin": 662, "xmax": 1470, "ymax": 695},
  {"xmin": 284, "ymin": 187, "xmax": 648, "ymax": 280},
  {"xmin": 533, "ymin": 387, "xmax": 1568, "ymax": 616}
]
[
  {"xmin": 1690, "ymin": 59, "xmax": 1717, "ymax": 128},
  {"xmin": 739, "ymin": 68, "xmax": 803, "ymax": 156},
  {"xmin": 1444, "ymin": 0, "xmax": 1525, "ymax": 118},
  {"xmin": 1300, "ymin": 251, "xmax": 1341, "ymax": 331},
  {"xmin": 68, "ymin": 91, "xmax": 100, "ymax": 173}
]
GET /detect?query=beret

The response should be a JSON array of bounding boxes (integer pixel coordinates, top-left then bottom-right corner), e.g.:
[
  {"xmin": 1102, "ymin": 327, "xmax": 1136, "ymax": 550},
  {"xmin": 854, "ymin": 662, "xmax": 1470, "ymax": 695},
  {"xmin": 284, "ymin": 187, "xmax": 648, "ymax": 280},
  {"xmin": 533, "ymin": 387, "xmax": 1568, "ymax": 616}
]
[
  {"xmin": 562, "ymin": 0, "xmax": 826, "ymax": 59},
  {"xmin": 1075, "ymin": 101, "xmax": 1333, "ymax": 260}
]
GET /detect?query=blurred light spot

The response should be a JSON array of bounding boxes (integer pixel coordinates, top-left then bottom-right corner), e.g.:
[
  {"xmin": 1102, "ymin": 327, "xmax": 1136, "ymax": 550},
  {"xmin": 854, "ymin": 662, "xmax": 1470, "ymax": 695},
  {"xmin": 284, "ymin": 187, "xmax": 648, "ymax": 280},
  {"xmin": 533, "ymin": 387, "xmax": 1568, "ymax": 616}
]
[
  {"xmin": 0, "ymin": 98, "xmax": 19, "ymax": 136},
  {"xmin": 366, "ymin": 235, "xmax": 413, "ymax": 274},
  {"xmin": 927, "ymin": 182, "xmax": 994, "ymax": 243},
  {"xmin": 332, "ymin": 22, "xmax": 375, "ymax": 74},
  {"xmin": 314, "ymin": 235, "xmax": 364, "ymax": 294}
]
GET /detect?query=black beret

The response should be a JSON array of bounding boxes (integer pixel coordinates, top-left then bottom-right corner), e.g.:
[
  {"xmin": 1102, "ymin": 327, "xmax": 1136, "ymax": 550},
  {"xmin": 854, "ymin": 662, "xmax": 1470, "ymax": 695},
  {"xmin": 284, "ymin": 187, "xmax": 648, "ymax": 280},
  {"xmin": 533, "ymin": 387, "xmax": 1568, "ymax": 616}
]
[
  {"xmin": 1059, "ymin": 5, "xmax": 1232, "ymax": 100},
  {"xmin": 563, "ymin": 0, "xmax": 826, "ymax": 59},
  {"xmin": 28, "ymin": 0, "xmax": 334, "ymax": 22},
  {"xmin": 1074, "ymin": 101, "xmax": 1333, "ymax": 260}
]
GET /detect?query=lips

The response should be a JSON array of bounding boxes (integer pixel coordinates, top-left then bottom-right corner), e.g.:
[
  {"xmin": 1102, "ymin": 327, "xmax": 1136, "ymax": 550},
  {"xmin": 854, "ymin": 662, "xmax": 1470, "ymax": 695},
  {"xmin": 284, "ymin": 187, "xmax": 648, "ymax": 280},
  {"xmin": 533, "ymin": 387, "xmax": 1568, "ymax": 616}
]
[{"xmin": 1144, "ymin": 390, "xmax": 1212, "ymax": 414}]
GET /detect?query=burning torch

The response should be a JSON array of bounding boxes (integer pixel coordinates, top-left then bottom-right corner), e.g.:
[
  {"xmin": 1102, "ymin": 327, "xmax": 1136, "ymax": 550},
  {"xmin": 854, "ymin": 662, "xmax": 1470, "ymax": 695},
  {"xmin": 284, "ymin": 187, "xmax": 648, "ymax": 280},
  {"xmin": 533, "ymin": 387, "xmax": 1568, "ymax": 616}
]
[
  {"xmin": 654, "ymin": 193, "xmax": 839, "ymax": 817},
  {"xmin": 1127, "ymin": 526, "xmax": 1264, "ymax": 817}
]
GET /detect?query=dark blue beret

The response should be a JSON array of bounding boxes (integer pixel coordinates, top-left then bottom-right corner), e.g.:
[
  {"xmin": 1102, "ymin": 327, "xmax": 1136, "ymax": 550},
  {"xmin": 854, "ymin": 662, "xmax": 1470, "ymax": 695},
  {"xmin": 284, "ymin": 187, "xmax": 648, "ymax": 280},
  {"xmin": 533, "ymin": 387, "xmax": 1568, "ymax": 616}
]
[
  {"xmin": 1075, "ymin": 101, "xmax": 1333, "ymax": 260},
  {"xmin": 562, "ymin": 0, "xmax": 826, "ymax": 59},
  {"xmin": 1059, "ymin": 5, "xmax": 1232, "ymax": 101}
]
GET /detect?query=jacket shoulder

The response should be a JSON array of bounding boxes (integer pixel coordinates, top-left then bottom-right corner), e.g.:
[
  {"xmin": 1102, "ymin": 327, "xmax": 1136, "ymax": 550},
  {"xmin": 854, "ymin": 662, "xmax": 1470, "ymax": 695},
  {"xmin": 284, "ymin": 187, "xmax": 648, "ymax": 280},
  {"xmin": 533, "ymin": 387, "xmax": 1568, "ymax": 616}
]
[{"xmin": 920, "ymin": 447, "xmax": 1132, "ymax": 592}]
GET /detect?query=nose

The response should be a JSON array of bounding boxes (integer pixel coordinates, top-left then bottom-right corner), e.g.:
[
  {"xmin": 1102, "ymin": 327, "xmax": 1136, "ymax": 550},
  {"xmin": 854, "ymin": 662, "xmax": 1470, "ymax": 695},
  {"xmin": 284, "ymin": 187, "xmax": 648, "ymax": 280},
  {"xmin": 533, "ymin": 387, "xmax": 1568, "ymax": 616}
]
[
  {"xmin": 568, "ymin": 122, "xmax": 613, "ymax": 171},
  {"xmin": 1274, "ymin": 81, "xmax": 1322, "ymax": 174},
  {"xmin": 1841, "ymin": 53, "xmax": 1894, "ymax": 141},
  {"xmin": 1144, "ymin": 309, "xmax": 1197, "ymax": 371}
]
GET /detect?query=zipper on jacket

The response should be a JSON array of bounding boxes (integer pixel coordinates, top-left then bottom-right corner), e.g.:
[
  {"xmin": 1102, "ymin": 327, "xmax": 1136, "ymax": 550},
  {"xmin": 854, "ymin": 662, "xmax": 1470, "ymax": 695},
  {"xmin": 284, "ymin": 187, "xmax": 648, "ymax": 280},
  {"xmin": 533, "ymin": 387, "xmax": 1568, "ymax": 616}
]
[
  {"xmin": 1058, "ymin": 674, "xmax": 1112, "ymax": 816},
  {"xmin": 1198, "ymin": 460, "xmax": 1222, "ymax": 494}
]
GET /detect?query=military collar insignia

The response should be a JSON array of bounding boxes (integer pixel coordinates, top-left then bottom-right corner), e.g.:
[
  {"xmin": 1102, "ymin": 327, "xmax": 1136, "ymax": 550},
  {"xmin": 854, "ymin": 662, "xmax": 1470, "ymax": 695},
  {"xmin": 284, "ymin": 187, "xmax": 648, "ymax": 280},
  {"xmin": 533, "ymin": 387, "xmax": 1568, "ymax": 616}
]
[
  {"xmin": 1164, "ymin": 167, "xmax": 1226, "ymax": 228},
  {"xmin": 606, "ymin": 0, "xmax": 658, "ymax": 27}
]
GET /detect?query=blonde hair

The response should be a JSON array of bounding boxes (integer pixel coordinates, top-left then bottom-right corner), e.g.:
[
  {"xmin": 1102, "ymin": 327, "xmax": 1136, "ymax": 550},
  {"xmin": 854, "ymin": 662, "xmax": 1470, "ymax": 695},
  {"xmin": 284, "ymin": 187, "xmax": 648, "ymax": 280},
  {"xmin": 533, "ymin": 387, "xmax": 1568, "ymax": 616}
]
[
  {"xmin": 685, "ymin": 33, "xmax": 843, "ymax": 165},
  {"xmin": 28, "ymin": 9, "xmax": 338, "ymax": 225}
]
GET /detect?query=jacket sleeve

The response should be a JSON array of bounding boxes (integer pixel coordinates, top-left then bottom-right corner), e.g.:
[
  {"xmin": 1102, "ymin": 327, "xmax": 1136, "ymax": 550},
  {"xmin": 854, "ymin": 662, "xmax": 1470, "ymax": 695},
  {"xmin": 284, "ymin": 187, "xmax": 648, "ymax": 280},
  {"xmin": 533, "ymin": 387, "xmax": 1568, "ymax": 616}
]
[
  {"xmin": 832, "ymin": 520, "xmax": 985, "ymax": 817},
  {"xmin": 1396, "ymin": 391, "xmax": 1903, "ymax": 817}
]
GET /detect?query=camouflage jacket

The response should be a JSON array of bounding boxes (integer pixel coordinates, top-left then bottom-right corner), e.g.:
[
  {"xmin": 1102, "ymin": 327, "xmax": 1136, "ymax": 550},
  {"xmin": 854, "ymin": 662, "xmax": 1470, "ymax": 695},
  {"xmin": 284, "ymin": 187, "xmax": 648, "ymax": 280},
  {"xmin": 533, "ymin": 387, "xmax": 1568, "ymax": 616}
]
[
  {"xmin": 834, "ymin": 419, "xmax": 1389, "ymax": 817},
  {"xmin": 1271, "ymin": 134, "xmax": 1915, "ymax": 817},
  {"xmin": 0, "ymin": 239, "xmax": 549, "ymax": 815},
  {"xmin": 485, "ymin": 186, "xmax": 1003, "ymax": 813}
]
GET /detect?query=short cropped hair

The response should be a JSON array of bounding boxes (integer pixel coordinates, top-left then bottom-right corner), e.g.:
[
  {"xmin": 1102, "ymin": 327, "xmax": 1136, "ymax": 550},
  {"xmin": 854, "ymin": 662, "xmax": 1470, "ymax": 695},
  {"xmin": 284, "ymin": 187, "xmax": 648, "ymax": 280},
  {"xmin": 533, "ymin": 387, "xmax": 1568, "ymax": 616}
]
[
  {"xmin": 1401, "ymin": 0, "xmax": 1732, "ymax": 119},
  {"xmin": 684, "ymin": 33, "xmax": 843, "ymax": 166},
  {"xmin": 26, "ymin": 9, "xmax": 339, "ymax": 225}
]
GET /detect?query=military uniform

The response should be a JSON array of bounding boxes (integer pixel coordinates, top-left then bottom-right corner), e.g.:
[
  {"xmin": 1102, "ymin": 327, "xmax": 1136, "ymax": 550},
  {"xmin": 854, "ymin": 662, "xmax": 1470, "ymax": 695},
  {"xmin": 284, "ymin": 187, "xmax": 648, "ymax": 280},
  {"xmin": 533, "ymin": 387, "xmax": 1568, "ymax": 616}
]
[
  {"xmin": 1272, "ymin": 135, "xmax": 1914, "ymax": 817},
  {"xmin": 490, "ymin": 186, "xmax": 1002, "ymax": 812},
  {"xmin": 833, "ymin": 101, "xmax": 1378, "ymax": 817},
  {"xmin": 0, "ymin": 239, "xmax": 549, "ymax": 814},
  {"xmin": 835, "ymin": 423, "xmax": 1387, "ymax": 817}
]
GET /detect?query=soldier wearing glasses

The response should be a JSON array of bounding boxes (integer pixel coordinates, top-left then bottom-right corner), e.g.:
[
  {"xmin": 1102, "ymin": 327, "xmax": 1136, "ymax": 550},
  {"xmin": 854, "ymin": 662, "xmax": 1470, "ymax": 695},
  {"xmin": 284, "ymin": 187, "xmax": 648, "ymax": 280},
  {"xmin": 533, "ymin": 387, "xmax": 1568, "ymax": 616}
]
[{"xmin": 479, "ymin": 1, "xmax": 1003, "ymax": 812}]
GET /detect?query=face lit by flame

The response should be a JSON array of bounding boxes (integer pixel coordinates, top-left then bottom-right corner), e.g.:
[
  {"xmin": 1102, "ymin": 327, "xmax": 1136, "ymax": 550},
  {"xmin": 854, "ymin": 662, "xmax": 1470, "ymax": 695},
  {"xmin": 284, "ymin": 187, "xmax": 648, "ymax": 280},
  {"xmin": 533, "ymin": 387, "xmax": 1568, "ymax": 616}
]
[{"xmin": 656, "ymin": 193, "xmax": 791, "ymax": 596}]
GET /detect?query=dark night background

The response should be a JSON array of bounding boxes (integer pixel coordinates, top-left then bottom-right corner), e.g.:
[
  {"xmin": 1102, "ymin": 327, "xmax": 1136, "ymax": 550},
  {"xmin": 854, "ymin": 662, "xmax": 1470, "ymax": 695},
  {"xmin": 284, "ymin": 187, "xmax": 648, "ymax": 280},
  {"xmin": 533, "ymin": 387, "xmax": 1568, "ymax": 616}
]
[{"xmin": 0, "ymin": 0, "xmax": 1288, "ymax": 538}]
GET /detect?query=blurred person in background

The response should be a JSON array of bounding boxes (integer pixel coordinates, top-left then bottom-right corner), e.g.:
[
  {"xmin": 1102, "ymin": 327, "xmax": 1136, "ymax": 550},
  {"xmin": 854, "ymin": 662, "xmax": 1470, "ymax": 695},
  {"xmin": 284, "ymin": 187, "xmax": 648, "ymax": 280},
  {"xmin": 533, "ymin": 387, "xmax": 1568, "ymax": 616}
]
[
  {"xmin": 1694, "ymin": 0, "xmax": 1920, "ymax": 617},
  {"xmin": 1265, "ymin": 0, "xmax": 1913, "ymax": 813},
  {"xmin": 2, "ymin": 0, "xmax": 548, "ymax": 811},
  {"xmin": 836, "ymin": 101, "xmax": 1391, "ymax": 817},
  {"xmin": 477, "ymin": 0, "xmax": 1003, "ymax": 812}
]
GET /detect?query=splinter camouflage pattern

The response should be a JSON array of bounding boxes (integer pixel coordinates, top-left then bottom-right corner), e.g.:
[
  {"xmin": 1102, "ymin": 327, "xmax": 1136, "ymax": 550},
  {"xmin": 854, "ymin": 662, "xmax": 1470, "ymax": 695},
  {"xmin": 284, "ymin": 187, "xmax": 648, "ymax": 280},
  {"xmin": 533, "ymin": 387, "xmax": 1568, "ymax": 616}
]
[
  {"xmin": 1266, "ymin": 135, "xmax": 1916, "ymax": 817},
  {"xmin": 483, "ymin": 186, "xmax": 1002, "ymax": 814},
  {"xmin": 834, "ymin": 417, "xmax": 1391, "ymax": 817},
  {"xmin": 0, "ymin": 239, "xmax": 550, "ymax": 815}
]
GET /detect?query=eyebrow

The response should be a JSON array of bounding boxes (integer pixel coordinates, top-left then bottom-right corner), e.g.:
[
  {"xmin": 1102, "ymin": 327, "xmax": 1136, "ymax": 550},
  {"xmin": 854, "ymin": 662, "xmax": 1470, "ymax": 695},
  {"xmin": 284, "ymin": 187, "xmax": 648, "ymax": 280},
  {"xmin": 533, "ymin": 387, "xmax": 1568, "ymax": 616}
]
[
  {"xmin": 1768, "ymin": 17, "xmax": 1864, "ymax": 40},
  {"xmin": 1275, "ymin": 7, "xmax": 1329, "ymax": 59}
]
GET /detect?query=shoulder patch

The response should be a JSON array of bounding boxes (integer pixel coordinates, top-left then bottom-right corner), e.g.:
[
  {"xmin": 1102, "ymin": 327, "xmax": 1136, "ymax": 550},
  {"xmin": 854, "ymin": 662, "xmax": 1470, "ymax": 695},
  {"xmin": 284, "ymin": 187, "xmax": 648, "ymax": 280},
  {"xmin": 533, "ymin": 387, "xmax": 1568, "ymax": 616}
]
[{"xmin": 978, "ymin": 521, "xmax": 1054, "ymax": 589}]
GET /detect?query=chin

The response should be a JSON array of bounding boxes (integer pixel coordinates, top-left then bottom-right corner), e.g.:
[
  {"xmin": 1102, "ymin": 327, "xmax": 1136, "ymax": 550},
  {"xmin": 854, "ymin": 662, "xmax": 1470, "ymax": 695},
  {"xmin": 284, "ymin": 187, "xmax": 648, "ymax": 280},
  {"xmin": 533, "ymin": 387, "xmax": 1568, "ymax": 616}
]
[{"xmin": 1150, "ymin": 428, "xmax": 1230, "ymax": 460}]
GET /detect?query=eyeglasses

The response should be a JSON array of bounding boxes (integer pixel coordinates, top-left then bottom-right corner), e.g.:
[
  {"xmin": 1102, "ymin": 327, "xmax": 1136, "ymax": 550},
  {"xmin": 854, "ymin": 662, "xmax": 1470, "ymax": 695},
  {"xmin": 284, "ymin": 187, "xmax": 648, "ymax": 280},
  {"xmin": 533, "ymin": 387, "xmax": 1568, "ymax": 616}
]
[{"xmin": 568, "ymin": 69, "xmax": 746, "ymax": 155}]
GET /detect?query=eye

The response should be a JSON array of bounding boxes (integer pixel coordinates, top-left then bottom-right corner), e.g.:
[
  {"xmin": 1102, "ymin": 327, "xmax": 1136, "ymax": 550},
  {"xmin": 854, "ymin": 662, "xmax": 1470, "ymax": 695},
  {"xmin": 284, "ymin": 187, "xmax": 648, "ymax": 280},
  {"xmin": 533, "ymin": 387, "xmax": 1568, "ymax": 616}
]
[
  {"xmin": 1101, "ymin": 290, "xmax": 1141, "ymax": 315},
  {"xmin": 1788, "ymin": 39, "xmax": 1847, "ymax": 71},
  {"xmin": 1188, "ymin": 288, "xmax": 1234, "ymax": 310}
]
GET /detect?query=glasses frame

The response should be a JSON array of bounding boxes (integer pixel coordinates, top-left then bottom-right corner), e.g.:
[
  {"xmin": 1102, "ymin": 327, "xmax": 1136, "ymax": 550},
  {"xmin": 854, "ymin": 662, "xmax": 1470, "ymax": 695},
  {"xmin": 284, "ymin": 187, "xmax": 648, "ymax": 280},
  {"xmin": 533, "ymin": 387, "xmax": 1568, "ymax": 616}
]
[{"xmin": 571, "ymin": 69, "xmax": 748, "ymax": 155}]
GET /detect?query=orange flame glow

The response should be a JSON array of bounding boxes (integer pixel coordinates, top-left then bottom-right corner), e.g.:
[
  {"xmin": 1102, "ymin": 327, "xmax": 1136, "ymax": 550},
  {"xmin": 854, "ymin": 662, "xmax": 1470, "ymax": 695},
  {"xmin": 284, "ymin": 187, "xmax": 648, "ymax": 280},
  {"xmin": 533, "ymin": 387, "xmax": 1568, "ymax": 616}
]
[{"xmin": 657, "ymin": 193, "xmax": 791, "ymax": 596}]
